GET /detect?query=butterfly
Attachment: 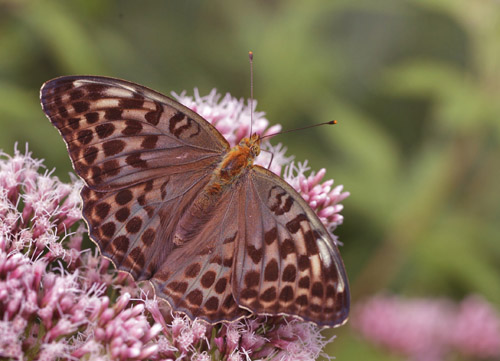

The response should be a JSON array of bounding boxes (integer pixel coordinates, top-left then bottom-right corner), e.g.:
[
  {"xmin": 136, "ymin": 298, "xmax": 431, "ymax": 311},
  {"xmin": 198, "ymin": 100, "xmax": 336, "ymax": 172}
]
[{"xmin": 40, "ymin": 76, "xmax": 349, "ymax": 328}]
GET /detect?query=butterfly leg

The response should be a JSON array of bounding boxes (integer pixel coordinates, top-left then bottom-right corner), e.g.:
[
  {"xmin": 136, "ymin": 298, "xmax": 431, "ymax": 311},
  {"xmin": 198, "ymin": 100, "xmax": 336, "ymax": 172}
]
[{"xmin": 259, "ymin": 148, "xmax": 274, "ymax": 170}]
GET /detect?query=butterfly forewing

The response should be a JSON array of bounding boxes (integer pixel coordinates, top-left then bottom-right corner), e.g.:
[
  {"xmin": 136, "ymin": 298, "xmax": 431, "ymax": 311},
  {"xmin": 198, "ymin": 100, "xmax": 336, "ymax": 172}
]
[
  {"xmin": 40, "ymin": 76, "xmax": 229, "ymax": 190},
  {"xmin": 41, "ymin": 76, "xmax": 229, "ymax": 281},
  {"xmin": 41, "ymin": 75, "xmax": 349, "ymax": 327}
]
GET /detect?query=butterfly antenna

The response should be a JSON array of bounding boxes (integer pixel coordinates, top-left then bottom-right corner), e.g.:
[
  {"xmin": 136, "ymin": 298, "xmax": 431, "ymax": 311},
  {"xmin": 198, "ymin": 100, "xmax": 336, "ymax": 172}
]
[
  {"xmin": 260, "ymin": 120, "xmax": 338, "ymax": 140},
  {"xmin": 249, "ymin": 51, "xmax": 254, "ymax": 137}
]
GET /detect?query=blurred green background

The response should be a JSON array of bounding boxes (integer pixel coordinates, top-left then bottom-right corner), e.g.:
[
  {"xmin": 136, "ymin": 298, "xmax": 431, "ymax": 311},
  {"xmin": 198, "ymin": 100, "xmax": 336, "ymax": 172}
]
[{"xmin": 1, "ymin": 0, "xmax": 499, "ymax": 359}]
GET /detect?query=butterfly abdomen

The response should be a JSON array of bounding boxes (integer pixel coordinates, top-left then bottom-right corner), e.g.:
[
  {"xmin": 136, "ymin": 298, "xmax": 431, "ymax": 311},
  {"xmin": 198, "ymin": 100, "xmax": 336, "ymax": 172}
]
[{"xmin": 173, "ymin": 188, "xmax": 222, "ymax": 245}]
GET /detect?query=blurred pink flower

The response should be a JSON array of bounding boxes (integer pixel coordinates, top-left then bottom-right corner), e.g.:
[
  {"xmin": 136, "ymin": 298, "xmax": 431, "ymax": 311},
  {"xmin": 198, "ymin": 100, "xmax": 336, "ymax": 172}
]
[
  {"xmin": 352, "ymin": 294, "xmax": 500, "ymax": 361},
  {"xmin": 451, "ymin": 295, "xmax": 500, "ymax": 359}
]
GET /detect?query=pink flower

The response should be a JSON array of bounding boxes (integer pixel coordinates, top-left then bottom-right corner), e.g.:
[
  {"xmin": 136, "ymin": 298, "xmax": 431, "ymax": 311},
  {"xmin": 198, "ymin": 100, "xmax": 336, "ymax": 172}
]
[
  {"xmin": 0, "ymin": 147, "xmax": 160, "ymax": 360},
  {"xmin": 172, "ymin": 88, "xmax": 281, "ymax": 147},
  {"xmin": 253, "ymin": 318, "xmax": 336, "ymax": 361},
  {"xmin": 173, "ymin": 88, "xmax": 292, "ymax": 175},
  {"xmin": 284, "ymin": 161, "xmax": 350, "ymax": 237},
  {"xmin": 38, "ymin": 341, "xmax": 71, "ymax": 361}
]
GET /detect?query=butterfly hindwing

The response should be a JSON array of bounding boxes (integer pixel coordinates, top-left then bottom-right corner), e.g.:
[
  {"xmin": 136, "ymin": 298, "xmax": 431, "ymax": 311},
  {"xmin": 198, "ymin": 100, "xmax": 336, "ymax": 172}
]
[
  {"xmin": 232, "ymin": 166, "xmax": 350, "ymax": 327},
  {"xmin": 81, "ymin": 166, "xmax": 212, "ymax": 280},
  {"xmin": 151, "ymin": 187, "xmax": 248, "ymax": 323}
]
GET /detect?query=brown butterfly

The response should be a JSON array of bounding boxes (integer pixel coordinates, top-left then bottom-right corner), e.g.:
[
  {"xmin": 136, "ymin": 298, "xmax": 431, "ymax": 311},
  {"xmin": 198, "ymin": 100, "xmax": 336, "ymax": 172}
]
[{"xmin": 40, "ymin": 76, "xmax": 349, "ymax": 328}]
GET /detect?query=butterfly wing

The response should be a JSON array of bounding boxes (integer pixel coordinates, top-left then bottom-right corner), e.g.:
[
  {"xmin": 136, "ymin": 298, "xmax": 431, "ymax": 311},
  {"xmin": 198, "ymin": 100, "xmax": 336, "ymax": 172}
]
[
  {"xmin": 41, "ymin": 76, "xmax": 229, "ymax": 190},
  {"xmin": 150, "ymin": 163, "xmax": 349, "ymax": 326},
  {"xmin": 41, "ymin": 76, "xmax": 230, "ymax": 280},
  {"xmin": 233, "ymin": 165, "xmax": 350, "ymax": 328},
  {"xmin": 151, "ymin": 187, "xmax": 248, "ymax": 323}
]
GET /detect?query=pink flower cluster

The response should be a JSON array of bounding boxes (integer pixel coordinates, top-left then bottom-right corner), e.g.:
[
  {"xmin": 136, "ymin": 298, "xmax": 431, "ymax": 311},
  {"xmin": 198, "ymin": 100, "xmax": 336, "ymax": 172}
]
[
  {"xmin": 172, "ymin": 88, "xmax": 282, "ymax": 147},
  {"xmin": 352, "ymin": 294, "xmax": 500, "ymax": 361},
  {"xmin": 0, "ymin": 147, "xmax": 159, "ymax": 360},
  {"xmin": 173, "ymin": 88, "xmax": 292, "ymax": 175},
  {"xmin": 284, "ymin": 162, "xmax": 349, "ymax": 239},
  {"xmin": 144, "ymin": 298, "xmax": 335, "ymax": 361}
]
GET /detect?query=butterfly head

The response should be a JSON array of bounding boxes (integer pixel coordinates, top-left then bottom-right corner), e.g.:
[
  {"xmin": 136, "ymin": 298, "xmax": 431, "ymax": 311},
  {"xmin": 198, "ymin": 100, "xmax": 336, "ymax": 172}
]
[{"xmin": 239, "ymin": 133, "xmax": 261, "ymax": 158}]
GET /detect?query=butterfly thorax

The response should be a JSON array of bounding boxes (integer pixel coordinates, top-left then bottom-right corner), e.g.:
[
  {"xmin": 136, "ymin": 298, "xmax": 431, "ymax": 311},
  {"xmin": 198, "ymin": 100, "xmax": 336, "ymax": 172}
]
[
  {"xmin": 173, "ymin": 134, "xmax": 261, "ymax": 245},
  {"xmin": 216, "ymin": 134, "xmax": 261, "ymax": 187}
]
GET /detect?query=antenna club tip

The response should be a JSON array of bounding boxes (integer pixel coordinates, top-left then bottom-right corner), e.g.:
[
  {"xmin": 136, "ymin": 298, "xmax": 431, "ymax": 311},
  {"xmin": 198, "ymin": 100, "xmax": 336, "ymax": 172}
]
[
  {"xmin": 331, "ymin": 120, "xmax": 338, "ymax": 125},
  {"xmin": 248, "ymin": 51, "xmax": 253, "ymax": 60}
]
